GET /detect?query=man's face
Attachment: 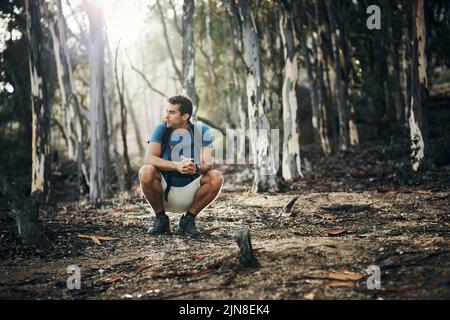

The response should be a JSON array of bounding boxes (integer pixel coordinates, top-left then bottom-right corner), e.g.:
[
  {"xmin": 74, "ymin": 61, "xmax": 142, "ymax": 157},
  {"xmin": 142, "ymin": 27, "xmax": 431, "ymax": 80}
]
[{"xmin": 163, "ymin": 103, "xmax": 189, "ymax": 128}]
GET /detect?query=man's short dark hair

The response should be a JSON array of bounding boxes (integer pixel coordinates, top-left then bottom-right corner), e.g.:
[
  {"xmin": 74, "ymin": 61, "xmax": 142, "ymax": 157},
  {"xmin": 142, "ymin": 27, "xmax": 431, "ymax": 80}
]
[{"xmin": 168, "ymin": 95, "xmax": 193, "ymax": 120}]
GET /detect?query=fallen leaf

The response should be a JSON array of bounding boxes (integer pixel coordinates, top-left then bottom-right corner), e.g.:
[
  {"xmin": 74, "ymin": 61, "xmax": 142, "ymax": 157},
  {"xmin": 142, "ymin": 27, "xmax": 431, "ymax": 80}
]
[
  {"xmin": 417, "ymin": 190, "xmax": 432, "ymax": 195},
  {"xmin": 77, "ymin": 234, "xmax": 101, "ymax": 245},
  {"xmin": 319, "ymin": 214, "xmax": 334, "ymax": 219},
  {"xmin": 327, "ymin": 272, "xmax": 366, "ymax": 281},
  {"xmin": 106, "ymin": 274, "xmax": 124, "ymax": 283},
  {"xmin": 95, "ymin": 236, "xmax": 119, "ymax": 241},
  {"xmin": 202, "ymin": 227, "xmax": 220, "ymax": 235},
  {"xmin": 77, "ymin": 234, "xmax": 119, "ymax": 245},
  {"xmin": 320, "ymin": 229, "xmax": 347, "ymax": 237}
]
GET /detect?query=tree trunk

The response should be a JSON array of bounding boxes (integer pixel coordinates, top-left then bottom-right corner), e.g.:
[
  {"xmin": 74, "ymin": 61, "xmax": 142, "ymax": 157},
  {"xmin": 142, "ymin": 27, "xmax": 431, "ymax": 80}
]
[
  {"xmin": 182, "ymin": 0, "xmax": 198, "ymax": 114},
  {"xmin": 337, "ymin": 1, "xmax": 359, "ymax": 146},
  {"xmin": 235, "ymin": 0, "xmax": 279, "ymax": 192},
  {"xmin": 227, "ymin": 4, "xmax": 247, "ymax": 131},
  {"xmin": 25, "ymin": 0, "xmax": 51, "ymax": 199},
  {"xmin": 409, "ymin": 0, "xmax": 429, "ymax": 171},
  {"xmin": 114, "ymin": 46, "xmax": 132, "ymax": 191},
  {"xmin": 323, "ymin": 44, "xmax": 339, "ymax": 150},
  {"xmin": 279, "ymin": 0, "xmax": 301, "ymax": 181},
  {"xmin": 312, "ymin": 0, "xmax": 331, "ymax": 154},
  {"xmin": 86, "ymin": 0, "xmax": 112, "ymax": 201},
  {"xmin": 402, "ymin": 1, "xmax": 413, "ymax": 126},
  {"xmin": 46, "ymin": 0, "xmax": 89, "ymax": 192},
  {"xmin": 387, "ymin": 3, "xmax": 405, "ymax": 125},
  {"xmin": 105, "ymin": 36, "xmax": 119, "ymax": 163},
  {"xmin": 325, "ymin": 1, "xmax": 350, "ymax": 151}
]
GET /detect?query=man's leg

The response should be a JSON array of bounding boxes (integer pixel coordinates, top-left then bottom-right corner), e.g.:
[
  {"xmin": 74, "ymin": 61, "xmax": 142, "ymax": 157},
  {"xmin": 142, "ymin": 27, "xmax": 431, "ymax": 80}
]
[
  {"xmin": 139, "ymin": 164, "xmax": 170, "ymax": 234},
  {"xmin": 189, "ymin": 170, "xmax": 224, "ymax": 215},
  {"xmin": 138, "ymin": 164, "xmax": 164, "ymax": 213},
  {"xmin": 178, "ymin": 170, "xmax": 224, "ymax": 237}
]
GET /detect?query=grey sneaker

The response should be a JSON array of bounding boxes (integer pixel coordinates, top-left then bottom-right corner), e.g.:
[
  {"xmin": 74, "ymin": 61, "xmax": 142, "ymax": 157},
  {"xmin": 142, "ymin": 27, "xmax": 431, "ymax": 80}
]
[
  {"xmin": 148, "ymin": 214, "xmax": 170, "ymax": 235},
  {"xmin": 178, "ymin": 214, "xmax": 201, "ymax": 237}
]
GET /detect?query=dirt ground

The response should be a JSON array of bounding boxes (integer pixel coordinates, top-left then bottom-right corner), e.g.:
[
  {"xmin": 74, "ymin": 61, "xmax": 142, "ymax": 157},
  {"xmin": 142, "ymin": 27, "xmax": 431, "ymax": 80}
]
[{"xmin": 1, "ymin": 147, "xmax": 450, "ymax": 300}]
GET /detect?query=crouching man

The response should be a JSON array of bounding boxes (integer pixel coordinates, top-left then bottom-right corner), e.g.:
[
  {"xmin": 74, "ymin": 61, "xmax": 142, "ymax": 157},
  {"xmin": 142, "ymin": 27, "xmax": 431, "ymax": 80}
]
[{"xmin": 139, "ymin": 95, "xmax": 223, "ymax": 237}]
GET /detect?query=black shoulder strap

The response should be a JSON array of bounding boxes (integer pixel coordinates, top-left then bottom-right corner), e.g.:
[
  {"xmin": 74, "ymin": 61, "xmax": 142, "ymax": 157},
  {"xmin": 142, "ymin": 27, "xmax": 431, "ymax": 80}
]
[
  {"xmin": 161, "ymin": 123, "xmax": 173, "ymax": 154},
  {"xmin": 160, "ymin": 123, "xmax": 173, "ymax": 202},
  {"xmin": 189, "ymin": 122, "xmax": 202, "ymax": 164}
]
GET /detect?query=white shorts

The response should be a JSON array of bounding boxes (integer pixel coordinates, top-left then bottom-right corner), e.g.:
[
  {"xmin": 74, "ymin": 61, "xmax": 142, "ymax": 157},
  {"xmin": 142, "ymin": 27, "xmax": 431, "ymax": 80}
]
[{"xmin": 161, "ymin": 174, "xmax": 202, "ymax": 213}]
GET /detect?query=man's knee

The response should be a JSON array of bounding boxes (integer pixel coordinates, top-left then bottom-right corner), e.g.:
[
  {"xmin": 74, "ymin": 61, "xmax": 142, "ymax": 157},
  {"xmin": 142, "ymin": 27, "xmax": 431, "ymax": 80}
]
[
  {"xmin": 206, "ymin": 170, "xmax": 223, "ymax": 189},
  {"xmin": 138, "ymin": 164, "xmax": 160, "ymax": 184}
]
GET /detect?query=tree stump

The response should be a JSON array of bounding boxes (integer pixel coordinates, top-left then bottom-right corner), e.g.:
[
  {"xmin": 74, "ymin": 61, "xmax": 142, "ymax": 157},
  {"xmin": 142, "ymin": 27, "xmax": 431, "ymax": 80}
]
[
  {"xmin": 0, "ymin": 166, "xmax": 49, "ymax": 249},
  {"xmin": 233, "ymin": 228, "xmax": 260, "ymax": 268}
]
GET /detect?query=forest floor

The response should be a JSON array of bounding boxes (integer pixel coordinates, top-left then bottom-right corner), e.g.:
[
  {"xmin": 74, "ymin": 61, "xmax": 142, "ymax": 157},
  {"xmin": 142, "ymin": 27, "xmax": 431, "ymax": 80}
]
[{"xmin": 1, "ymin": 145, "xmax": 450, "ymax": 300}]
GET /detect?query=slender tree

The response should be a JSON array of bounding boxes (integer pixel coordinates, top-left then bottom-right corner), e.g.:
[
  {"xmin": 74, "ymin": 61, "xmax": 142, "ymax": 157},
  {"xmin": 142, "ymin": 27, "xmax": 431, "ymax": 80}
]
[
  {"xmin": 279, "ymin": 0, "xmax": 302, "ymax": 180},
  {"xmin": 325, "ymin": 1, "xmax": 350, "ymax": 151},
  {"xmin": 114, "ymin": 44, "xmax": 132, "ymax": 191},
  {"xmin": 182, "ymin": 0, "xmax": 198, "ymax": 114},
  {"xmin": 409, "ymin": 0, "xmax": 429, "ymax": 171},
  {"xmin": 85, "ymin": 0, "xmax": 112, "ymax": 201},
  {"xmin": 234, "ymin": 0, "xmax": 279, "ymax": 192},
  {"xmin": 25, "ymin": 0, "xmax": 51, "ymax": 198}
]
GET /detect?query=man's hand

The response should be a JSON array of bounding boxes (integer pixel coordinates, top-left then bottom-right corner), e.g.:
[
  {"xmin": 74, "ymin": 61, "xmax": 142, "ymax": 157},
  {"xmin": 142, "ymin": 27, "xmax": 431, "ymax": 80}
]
[{"xmin": 175, "ymin": 156, "xmax": 196, "ymax": 175}]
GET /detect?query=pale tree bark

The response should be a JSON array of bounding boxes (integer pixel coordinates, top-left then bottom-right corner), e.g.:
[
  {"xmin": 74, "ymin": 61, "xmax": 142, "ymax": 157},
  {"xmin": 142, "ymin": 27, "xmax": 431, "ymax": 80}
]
[
  {"xmin": 182, "ymin": 0, "xmax": 198, "ymax": 115},
  {"xmin": 105, "ymin": 35, "xmax": 119, "ymax": 161},
  {"xmin": 325, "ymin": 1, "xmax": 350, "ymax": 151},
  {"xmin": 45, "ymin": 0, "xmax": 89, "ymax": 191},
  {"xmin": 25, "ymin": 0, "xmax": 51, "ymax": 199},
  {"xmin": 235, "ymin": 0, "xmax": 279, "ymax": 192},
  {"xmin": 279, "ymin": 0, "xmax": 301, "ymax": 181},
  {"xmin": 85, "ymin": 0, "xmax": 112, "ymax": 201},
  {"xmin": 409, "ymin": 0, "xmax": 429, "ymax": 171}
]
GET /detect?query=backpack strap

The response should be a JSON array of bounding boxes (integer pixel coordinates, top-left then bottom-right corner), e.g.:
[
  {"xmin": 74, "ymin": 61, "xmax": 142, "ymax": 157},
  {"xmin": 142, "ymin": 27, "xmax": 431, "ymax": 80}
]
[{"xmin": 161, "ymin": 123, "xmax": 173, "ymax": 202}]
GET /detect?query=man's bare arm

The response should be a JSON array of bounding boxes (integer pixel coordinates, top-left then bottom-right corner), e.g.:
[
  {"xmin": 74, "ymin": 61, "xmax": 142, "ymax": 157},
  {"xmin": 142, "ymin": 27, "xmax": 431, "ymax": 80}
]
[
  {"xmin": 198, "ymin": 147, "xmax": 214, "ymax": 175},
  {"xmin": 143, "ymin": 142, "xmax": 178, "ymax": 171}
]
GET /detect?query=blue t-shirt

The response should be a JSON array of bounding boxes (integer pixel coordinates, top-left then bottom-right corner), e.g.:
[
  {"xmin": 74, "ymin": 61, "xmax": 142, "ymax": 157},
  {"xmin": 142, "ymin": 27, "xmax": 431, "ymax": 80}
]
[{"xmin": 148, "ymin": 122, "xmax": 213, "ymax": 187}]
